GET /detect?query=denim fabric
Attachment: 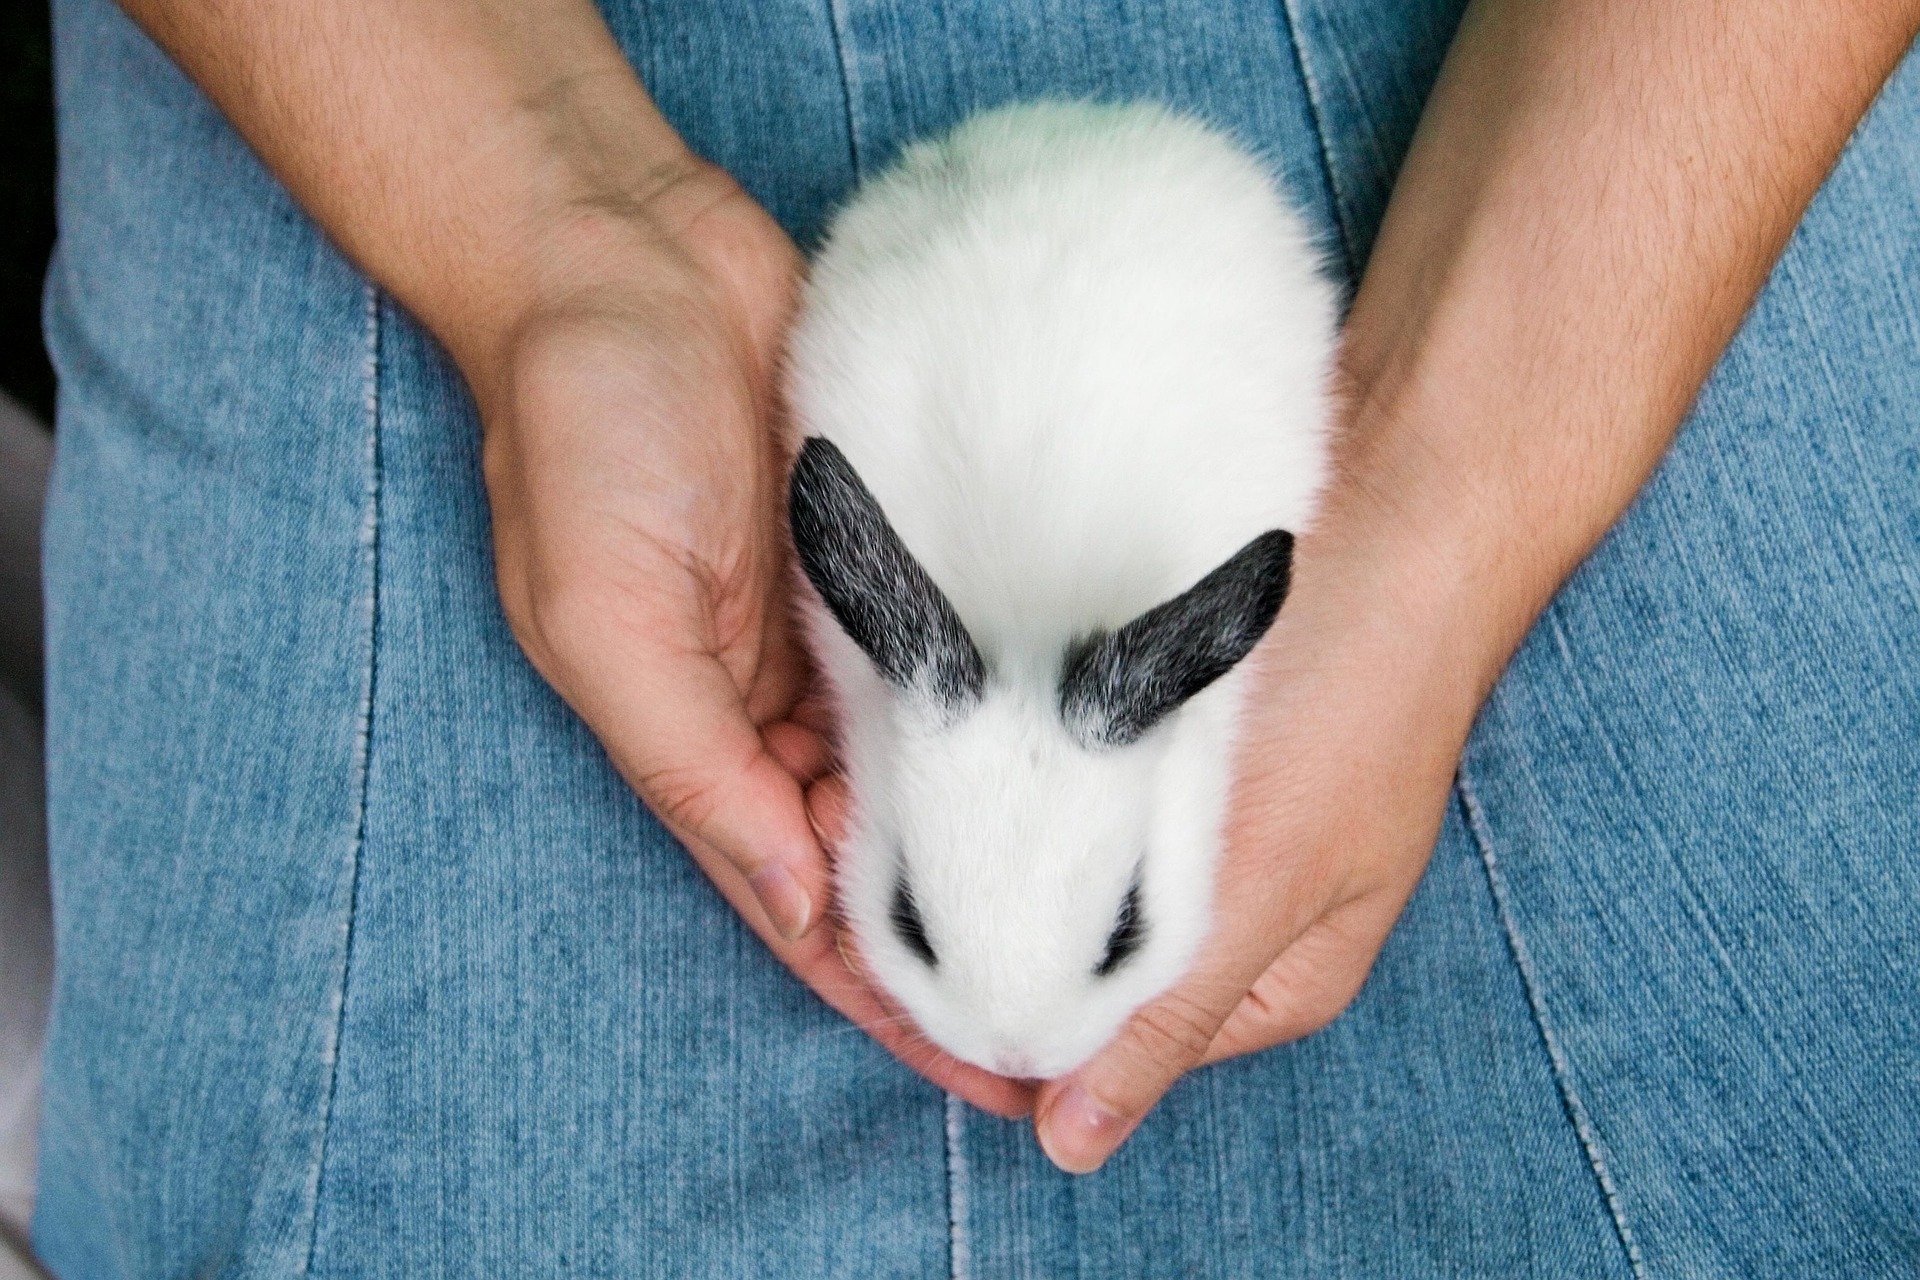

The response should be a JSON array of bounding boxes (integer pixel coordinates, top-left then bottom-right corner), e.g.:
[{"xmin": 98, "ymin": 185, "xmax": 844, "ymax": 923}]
[{"xmin": 34, "ymin": 0, "xmax": 1920, "ymax": 1273}]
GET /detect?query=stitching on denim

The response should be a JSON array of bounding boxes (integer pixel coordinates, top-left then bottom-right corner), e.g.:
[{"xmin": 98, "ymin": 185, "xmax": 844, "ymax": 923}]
[
  {"xmin": 943, "ymin": 1094, "xmax": 971, "ymax": 1280},
  {"xmin": 299, "ymin": 282, "xmax": 382, "ymax": 1277},
  {"xmin": 1274, "ymin": 0, "xmax": 1358, "ymax": 283},
  {"xmin": 1545, "ymin": 569, "xmax": 1873, "ymax": 1189},
  {"xmin": 1455, "ymin": 770, "xmax": 1646, "ymax": 1280},
  {"xmin": 823, "ymin": 0, "xmax": 866, "ymax": 179}
]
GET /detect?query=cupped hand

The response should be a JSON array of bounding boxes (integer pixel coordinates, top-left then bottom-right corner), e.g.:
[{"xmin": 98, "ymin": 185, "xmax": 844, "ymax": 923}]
[
  {"xmin": 1031, "ymin": 487, "xmax": 1504, "ymax": 1171},
  {"xmin": 475, "ymin": 157, "xmax": 1033, "ymax": 1119}
]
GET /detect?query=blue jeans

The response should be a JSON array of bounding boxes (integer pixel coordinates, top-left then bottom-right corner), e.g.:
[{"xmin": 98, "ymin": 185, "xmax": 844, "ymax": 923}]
[{"xmin": 35, "ymin": 0, "xmax": 1920, "ymax": 1273}]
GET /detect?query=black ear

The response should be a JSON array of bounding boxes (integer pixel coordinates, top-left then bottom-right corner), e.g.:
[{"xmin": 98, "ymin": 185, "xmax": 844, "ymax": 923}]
[
  {"xmin": 1058, "ymin": 530, "xmax": 1294, "ymax": 747},
  {"xmin": 788, "ymin": 437, "xmax": 986, "ymax": 708}
]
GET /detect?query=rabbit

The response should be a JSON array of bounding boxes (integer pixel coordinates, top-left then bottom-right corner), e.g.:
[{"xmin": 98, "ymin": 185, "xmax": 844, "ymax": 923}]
[{"xmin": 784, "ymin": 101, "xmax": 1337, "ymax": 1080}]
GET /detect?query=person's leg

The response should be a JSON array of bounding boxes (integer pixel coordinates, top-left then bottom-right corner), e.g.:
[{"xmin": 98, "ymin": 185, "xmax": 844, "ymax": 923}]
[
  {"xmin": 37, "ymin": 1, "xmax": 948, "ymax": 1275},
  {"xmin": 41, "ymin": 0, "xmax": 1918, "ymax": 1271},
  {"xmin": 37, "ymin": 5, "xmax": 383, "ymax": 1269},
  {"xmin": 1286, "ymin": 10, "xmax": 1920, "ymax": 1271},
  {"xmin": 1448, "ymin": 49, "xmax": 1920, "ymax": 1280},
  {"xmin": 34, "ymin": 0, "xmax": 1644, "ymax": 1273}
]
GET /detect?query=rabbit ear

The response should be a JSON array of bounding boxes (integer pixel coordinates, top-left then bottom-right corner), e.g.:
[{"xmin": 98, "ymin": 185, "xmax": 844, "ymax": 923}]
[
  {"xmin": 1059, "ymin": 530, "xmax": 1294, "ymax": 747},
  {"xmin": 789, "ymin": 437, "xmax": 986, "ymax": 708}
]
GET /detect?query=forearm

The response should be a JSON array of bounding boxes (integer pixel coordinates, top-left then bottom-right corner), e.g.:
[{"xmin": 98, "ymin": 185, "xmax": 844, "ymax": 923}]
[
  {"xmin": 1329, "ymin": 1, "xmax": 1919, "ymax": 714},
  {"xmin": 115, "ymin": 0, "xmax": 692, "ymax": 396}
]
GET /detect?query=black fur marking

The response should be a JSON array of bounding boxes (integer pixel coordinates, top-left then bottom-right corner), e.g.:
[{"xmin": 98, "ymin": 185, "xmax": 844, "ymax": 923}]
[
  {"xmin": 789, "ymin": 437, "xmax": 986, "ymax": 709},
  {"xmin": 891, "ymin": 877, "xmax": 937, "ymax": 967},
  {"xmin": 1059, "ymin": 530, "xmax": 1295, "ymax": 747},
  {"xmin": 1096, "ymin": 877, "xmax": 1145, "ymax": 977}
]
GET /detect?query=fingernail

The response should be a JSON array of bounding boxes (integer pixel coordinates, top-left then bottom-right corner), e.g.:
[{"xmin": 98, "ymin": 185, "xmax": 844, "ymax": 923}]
[
  {"xmin": 750, "ymin": 862, "xmax": 812, "ymax": 941},
  {"xmin": 1039, "ymin": 1084, "xmax": 1127, "ymax": 1175}
]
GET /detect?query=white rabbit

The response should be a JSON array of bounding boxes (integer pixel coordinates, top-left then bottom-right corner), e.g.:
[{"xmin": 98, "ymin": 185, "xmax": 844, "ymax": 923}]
[{"xmin": 785, "ymin": 101, "xmax": 1336, "ymax": 1080}]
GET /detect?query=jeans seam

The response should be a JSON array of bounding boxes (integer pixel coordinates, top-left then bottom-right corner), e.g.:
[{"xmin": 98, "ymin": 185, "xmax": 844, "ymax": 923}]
[
  {"xmin": 1454, "ymin": 768, "xmax": 1646, "ymax": 1280},
  {"xmin": 1274, "ymin": 0, "xmax": 1358, "ymax": 283},
  {"xmin": 822, "ymin": 0, "xmax": 867, "ymax": 179},
  {"xmin": 943, "ymin": 1094, "xmax": 971, "ymax": 1280},
  {"xmin": 297, "ymin": 282, "xmax": 382, "ymax": 1277},
  {"xmin": 1541, "ymin": 585, "xmax": 1872, "ymax": 1190}
]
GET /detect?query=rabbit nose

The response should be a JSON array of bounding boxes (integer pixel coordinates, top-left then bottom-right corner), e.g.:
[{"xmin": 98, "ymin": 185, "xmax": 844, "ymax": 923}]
[{"xmin": 993, "ymin": 1048, "xmax": 1036, "ymax": 1078}]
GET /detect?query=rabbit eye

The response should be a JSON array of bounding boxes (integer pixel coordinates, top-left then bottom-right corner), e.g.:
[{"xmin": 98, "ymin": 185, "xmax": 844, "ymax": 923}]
[
  {"xmin": 891, "ymin": 877, "xmax": 937, "ymax": 967},
  {"xmin": 1096, "ymin": 879, "xmax": 1145, "ymax": 976}
]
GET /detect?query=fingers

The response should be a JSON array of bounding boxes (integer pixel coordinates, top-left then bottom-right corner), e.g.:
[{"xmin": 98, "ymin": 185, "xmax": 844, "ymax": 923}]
[
  {"xmin": 634, "ymin": 709, "xmax": 1029, "ymax": 1113},
  {"xmin": 763, "ymin": 720, "xmax": 833, "ymax": 785},
  {"xmin": 683, "ymin": 819, "xmax": 1034, "ymax": 1118},
  {"xmin": 784, "ymin": 688, "xmax": 837, "ymax": 739},
  {"xmin": 792, "ymin": 772, "xmax": 1034, "ymax": 1115},
  {"xmin": 1201, "ymin": 894, "xmax": 1400, "ymax": 1064},
  {"xmin": 1035, "ymin": 973, "xmax": 1247, "ymax": 1173},
  {"xmin": 1032, "ymin": 837, "xmax": 1361, "ymax": 1173},
  {"xmin": 1033, "ymin": 890, "xmax": 1405, "ymax": 1173},
  {"xmin": 566, "ymin": 630, "xmax": 828, "ymax": 941},
  {"xmin": 827, "ymin": 928, "xmax": 1037, "ymax": 1119}
]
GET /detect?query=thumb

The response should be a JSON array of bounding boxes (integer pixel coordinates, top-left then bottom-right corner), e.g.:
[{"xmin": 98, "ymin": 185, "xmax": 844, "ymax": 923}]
[
  {"xmin": 1034, "ymin": 975, "xmax": 1244, "ymax": 1174},
  {"xmin": 570, "ymin": 637, "xmax": 827, "ymax": 941}
]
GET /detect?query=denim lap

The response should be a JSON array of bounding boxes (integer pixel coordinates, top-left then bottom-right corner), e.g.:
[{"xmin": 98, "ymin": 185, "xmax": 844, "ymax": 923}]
[{"xmin": 35, "ymin": 0, "xmax": 1920, "ymax": 1275}]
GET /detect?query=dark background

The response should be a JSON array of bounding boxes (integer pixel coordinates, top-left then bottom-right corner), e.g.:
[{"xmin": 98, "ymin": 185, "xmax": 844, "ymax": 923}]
[
  {"xmin": 2, "ymin": 1, "xmax": 56, "ymax": 422},
  {"xmin": 0, "ymin": 10, "xmax": 51, "ymax": 1266}
]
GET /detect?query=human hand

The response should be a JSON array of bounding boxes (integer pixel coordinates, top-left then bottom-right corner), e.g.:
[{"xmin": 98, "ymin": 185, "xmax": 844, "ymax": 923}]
[
  {"xmin": 477, "ymin": 159, "xmax": 1033, "ymax": 1118},
  {"xmin": 1027, "ymin": 474, "xmax": 1498, "ymax": 1170}
]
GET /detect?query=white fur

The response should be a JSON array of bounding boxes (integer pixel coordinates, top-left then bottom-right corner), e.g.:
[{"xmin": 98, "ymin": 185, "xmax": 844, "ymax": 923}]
[{"xmin": 787, "ymin": 101, "xmax": 1336, "ymax": 1078}]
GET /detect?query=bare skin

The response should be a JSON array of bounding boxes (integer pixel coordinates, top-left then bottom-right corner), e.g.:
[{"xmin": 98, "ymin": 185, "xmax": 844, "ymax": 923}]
[{"xmin": 118, "ymin": 0, "xmax": 1920, "ymax": 1168}]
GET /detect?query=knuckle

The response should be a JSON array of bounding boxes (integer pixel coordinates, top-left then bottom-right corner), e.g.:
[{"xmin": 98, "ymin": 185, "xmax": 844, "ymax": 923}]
[
  {"xmin": 1242, "ymin": 978, "xmax": 1342, "ymax": 1046},
  {"xmin": 1130, "ymin": 991, "xmax": 1222, "ymax": 1071},
  {"xmin": 1241, "ymin": 938, "xmax": 1375, "ymax": 1047},
  {"xmin": 634, "ymin": 761, "xmax": 736, "ymax": 857}
]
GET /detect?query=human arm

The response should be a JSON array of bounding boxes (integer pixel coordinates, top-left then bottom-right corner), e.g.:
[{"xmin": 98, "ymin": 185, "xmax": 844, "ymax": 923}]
[
  {"xmin": 1032, "ymin": 0, "xmax": 1920, "ymax": 1171},
  {"xmin": 111, "ymin": 0, "xmax": 1036, "ymax": 1117}
]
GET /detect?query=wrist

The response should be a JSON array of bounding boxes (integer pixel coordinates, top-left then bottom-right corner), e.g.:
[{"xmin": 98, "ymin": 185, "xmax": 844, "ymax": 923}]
[
  {"xmin": 389, "ymin": 67, "xmax": 723, "ymax": 409},
  {"xmin": 1295, "ymin": 380, "xmax": 1574, "ymax": 739},
  {"xmin": 449, "ymin": 193, "xmax": 702, "ymax": 413}
]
